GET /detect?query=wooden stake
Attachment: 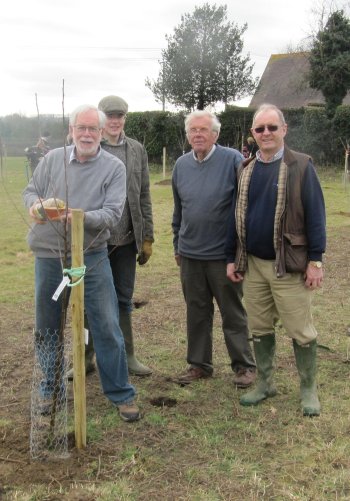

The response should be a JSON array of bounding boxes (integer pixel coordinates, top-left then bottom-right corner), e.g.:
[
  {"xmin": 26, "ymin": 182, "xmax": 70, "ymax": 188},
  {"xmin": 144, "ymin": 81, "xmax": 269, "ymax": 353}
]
[
  {"xmin": 71, "ymin": 209, "xmax": 86, "ymax": 449},
  {"xmin": 162, "ymin": 146, "xmax": 166, "ymax": 179}
]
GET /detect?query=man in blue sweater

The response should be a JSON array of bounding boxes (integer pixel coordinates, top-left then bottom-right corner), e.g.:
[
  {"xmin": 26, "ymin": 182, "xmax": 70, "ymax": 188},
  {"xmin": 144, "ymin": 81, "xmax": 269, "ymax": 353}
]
[
  {"xmin": 226, "ymin": 103, "xmax": 326, "ymax": 416},
  {"xmin": 172, "ymin": 110, "xmax": 256, "ymax": 387}
]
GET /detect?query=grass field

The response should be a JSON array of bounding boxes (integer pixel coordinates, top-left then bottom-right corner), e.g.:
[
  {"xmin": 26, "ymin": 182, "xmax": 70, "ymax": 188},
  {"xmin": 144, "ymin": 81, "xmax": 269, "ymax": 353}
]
[{"xmin": 0, "ymin": 157, "xmax": 350, "ymax": 500}]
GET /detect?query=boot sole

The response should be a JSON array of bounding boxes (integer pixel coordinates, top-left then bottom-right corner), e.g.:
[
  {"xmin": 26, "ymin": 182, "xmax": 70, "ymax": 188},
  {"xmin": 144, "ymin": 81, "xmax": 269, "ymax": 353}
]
[
  {"xmin": 303, "ymin": 407, "xmax": 321, "ymax": 417},
  {"xmin": 240, "ymin": 390, "xmax": 277, "ymax": 406},
  {"xmin": 128, "ymin": 370, "xmax": 152, "ymax": 377}
]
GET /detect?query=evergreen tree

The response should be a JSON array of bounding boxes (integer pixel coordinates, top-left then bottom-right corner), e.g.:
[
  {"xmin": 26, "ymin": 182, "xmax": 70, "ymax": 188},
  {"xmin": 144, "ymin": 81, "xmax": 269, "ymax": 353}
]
[
  {"xmin": 146, "ymin": 3, "xmax": 257, "ymax": 111},
  {"xmin": 309, "ymin": 10, "xmax": 350, "ymax": 117}
]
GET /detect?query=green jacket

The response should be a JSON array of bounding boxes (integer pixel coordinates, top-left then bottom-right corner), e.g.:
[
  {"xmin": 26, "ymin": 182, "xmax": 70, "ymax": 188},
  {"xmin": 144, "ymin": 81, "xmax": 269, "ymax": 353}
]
[{"xmin": 102, "ymin": 136, "xmax": 154, "ymax": 252}]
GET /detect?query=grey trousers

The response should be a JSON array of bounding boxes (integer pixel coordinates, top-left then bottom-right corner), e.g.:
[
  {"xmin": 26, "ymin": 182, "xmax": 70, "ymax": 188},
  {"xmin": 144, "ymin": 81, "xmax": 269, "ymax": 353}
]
[{"xmin": 180, "ymin": 257, "xmax": 255, "ymax": 374}]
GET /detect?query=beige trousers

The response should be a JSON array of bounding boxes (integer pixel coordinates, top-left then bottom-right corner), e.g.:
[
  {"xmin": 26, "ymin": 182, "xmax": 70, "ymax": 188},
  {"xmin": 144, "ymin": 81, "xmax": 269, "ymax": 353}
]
[{"xmin": 243, "ymin": 255, "xmax": 318, "ymax": 345}]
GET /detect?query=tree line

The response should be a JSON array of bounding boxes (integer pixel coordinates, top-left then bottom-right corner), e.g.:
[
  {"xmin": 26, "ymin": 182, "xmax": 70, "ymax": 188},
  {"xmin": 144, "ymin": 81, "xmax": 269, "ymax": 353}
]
[
  {"xmin": 1, "ymin": 105, "xmax": 349, "ymax": 167},
  {"xmin": 1, "ymin": 5, "xmax": 349, "ymax": 167}
]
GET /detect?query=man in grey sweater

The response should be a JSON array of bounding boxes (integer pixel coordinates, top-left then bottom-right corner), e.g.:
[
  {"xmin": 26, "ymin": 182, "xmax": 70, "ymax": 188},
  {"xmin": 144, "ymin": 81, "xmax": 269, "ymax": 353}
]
[
  {"xmin": 69, "ymin": 95, "xmax": 154, "ymax": 379},
  {"xmin": 23, "ymin": 104, "xmax": 140, "ymax": 422},
  {"xmin": 172, "ymin": 110, "xmax": 256, "ymax": 387}
]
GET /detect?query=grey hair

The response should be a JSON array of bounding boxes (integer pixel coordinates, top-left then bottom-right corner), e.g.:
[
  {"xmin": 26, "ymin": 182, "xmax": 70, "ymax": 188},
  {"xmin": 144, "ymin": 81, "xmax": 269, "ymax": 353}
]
[
  {"xmin": 185, "ymin": 110, "xmax": 221, "ymax": 135},
  {"xmin": 252, "ymin": 103, "xmax": 286, "ymax": 126},
  {"xmin": 69, "ymin": 104, "xmax": 106, "ymax": 128}
]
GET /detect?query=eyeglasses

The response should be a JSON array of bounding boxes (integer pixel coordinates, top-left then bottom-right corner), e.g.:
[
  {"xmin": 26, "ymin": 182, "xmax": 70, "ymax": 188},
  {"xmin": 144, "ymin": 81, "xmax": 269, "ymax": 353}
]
[
  {"xmin": 73, "ymin": 125, "xmax": 101, "ymax": 134},
  {"xmin": 188, "ymin": 127, "xmax": 212, "ymax": 135},
  {"xmin": 253, "ymin": 125, "xmax": 279, "ymax": 134}
]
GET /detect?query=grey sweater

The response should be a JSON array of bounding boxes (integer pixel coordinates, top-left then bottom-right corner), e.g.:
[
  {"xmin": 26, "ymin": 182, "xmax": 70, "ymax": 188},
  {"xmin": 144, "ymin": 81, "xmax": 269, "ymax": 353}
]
[
  {"xmin": 23, "ymin": 145, "xmax": 126, "ymax": 258},
  {"xmin": 172, "ymin": 145, "xmax": 243, "ymax": 260}
]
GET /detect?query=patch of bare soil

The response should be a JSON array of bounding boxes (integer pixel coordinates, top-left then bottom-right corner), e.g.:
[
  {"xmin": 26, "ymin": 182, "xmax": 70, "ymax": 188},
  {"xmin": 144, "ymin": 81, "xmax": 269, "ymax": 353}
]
[
  {"xmin": 0, "ymin": 225, "xmax": 349, "ymax": 499},
  {"xmin": 0, "ymin": 290, "xmax": 187, "ymax": 498}
]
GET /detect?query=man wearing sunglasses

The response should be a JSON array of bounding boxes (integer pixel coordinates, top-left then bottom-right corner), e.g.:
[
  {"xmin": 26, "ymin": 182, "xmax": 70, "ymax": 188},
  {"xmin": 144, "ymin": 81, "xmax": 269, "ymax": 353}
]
[{"xmin": 226, "ymin": 103, "xmax": 326, "ymax": 417}]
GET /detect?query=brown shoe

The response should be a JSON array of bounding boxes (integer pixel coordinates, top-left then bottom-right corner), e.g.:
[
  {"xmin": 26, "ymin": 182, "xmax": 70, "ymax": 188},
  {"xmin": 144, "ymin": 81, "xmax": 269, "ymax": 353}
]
[
  {"xmin": 174, "ymin": 367, "xmax": 211, "ymax": 385},
  {"xmin": 117, "ymin": 401, "xmax": 141, "ymax": 422},
  {"xmin": 233, "ymin": 367, "xmax": 256, "ymax": 388}
]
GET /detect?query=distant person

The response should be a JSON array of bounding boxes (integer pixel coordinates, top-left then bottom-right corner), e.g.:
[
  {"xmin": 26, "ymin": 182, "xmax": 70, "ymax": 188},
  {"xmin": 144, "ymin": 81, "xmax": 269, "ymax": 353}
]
[
  {"xmin": 246, "ymin": 136, "xmax": 258, "ymax": 157},
  {"xmin": 36, "ymin": 131, "xmax": 51, "ymax": 154},
  {"xmin": 69, "ymin": 95, "xmax": 154, "ymax": 379},
  {"xmin": 242, "ymin": 143, "xmax": 249, "ymax": 159},
  {"xmin": 23, "ymin": 104, "xmax": 141, "ymax": 422},
  {"xmin": 24, "ymin": 131, "xmax": 51, "ymax": 175},
  {"xmin": 226, "ymin": 103, "xmax": 326, "ymax": 416},
  {"xmin": 172, "ymin": 110, "xmax": 256, "ymax": 387}
]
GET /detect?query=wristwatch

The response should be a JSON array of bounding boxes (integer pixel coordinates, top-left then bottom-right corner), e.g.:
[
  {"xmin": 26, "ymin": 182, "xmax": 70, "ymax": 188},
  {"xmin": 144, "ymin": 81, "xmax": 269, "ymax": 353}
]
[{"xmin": 309, "ymin": 261, "xmax": 322, "ymax": 268}]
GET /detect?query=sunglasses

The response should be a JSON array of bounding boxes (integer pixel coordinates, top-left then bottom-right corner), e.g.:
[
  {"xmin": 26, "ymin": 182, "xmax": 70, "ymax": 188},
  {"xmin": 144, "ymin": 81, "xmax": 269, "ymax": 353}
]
[{"xmin": 254, "ymin": 125, "xmax": 279, "ymax": 133}]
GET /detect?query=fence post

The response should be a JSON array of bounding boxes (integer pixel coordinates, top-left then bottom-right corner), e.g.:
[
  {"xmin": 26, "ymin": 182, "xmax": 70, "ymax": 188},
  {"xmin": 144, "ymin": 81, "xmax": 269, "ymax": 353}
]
[
  {"xmin": 71, "ymin": 209, "xmax": 86, "ymax": 449},
  {"xmin": 162, "ymin": 146, "xmax": 166, "ymax": 179}
]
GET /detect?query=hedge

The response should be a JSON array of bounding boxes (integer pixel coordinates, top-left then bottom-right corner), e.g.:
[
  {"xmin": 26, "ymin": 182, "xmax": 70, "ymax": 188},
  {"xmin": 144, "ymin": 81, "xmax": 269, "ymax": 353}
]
[{"xmin": 1, "ymin": 106, "xmax": 349, "ymax": 166}]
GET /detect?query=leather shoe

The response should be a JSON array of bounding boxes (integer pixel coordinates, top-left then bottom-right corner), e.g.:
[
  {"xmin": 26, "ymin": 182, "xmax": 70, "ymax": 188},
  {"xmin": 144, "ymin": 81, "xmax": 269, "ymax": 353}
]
[
  {"xmin": 174, "ymin": 367, "xmax": 211, "ymax": 385},
  {"xmin": 117, "ymin": 401, "xmax": 141, "ymax": 422},
  {"xmin": 233, "ymin": 367, "xmax": 256, "ymax": 388}
]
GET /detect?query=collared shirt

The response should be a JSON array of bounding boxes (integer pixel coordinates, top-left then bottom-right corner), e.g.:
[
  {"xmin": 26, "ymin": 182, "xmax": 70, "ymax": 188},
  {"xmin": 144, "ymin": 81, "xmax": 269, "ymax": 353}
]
[
  {"xmin": 23, "ymin": 144, "xmax": 127, "ymax": 258},
  {"xmin": 256, "ymin": 146, "xmax": 284, "ymax": 163},
  {"xmin": 69, "ymin": 145, "xmax": 102, "ymax": 164},
  {"xmin": 102, "ymin": 131, "xmax": 126, "ymax": 147},
  {"xmin": 192, "ymin": 144, "xmax": 216, "ymax": 163}
]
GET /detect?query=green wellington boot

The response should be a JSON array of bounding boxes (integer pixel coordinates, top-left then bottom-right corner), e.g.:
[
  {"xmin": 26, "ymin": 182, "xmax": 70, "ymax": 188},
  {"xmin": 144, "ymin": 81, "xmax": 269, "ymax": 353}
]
[
  {"xmin": 119, "ymin": 310, "xmax": 152, "ymax": 376},
  {"xmin": 293, "ymin": 339, "xmax": 320, "ymax": 417},
  {"xmin": 240, "ymin": 334, "xmax": 277, "ymax": 406}
]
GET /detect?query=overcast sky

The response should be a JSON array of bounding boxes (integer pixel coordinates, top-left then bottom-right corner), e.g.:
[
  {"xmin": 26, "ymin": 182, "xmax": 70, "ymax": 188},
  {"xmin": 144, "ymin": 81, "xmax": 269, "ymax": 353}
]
[{"xmin": 0, "ymin": 0, "xmax": 337, "ymax": 117}]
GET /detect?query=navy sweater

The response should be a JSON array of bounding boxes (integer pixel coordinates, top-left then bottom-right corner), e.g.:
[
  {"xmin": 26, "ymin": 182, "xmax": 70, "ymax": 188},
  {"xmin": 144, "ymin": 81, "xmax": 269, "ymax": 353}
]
[{"xmin": 225, "ymin": 157, "xmax": 326, "ymax": 263}]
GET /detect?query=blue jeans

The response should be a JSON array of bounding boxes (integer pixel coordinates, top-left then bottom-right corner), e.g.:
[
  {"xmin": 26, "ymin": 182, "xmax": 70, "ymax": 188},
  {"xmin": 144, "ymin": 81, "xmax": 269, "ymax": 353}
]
[
  {"xmin": 34, "ymin": 249, "xmax": 135, "ymax": 404},
  {"xmin": 108, "ymin": 242, "xmax": 137, "ymax": 314}
]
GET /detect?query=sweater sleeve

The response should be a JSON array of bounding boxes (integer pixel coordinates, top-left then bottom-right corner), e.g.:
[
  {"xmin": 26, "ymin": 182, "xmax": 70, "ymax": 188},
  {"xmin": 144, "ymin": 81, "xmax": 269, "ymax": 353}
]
[
  {"xmin": 225, "ymin": 195, "xmax": 238, "ymax": 263},
  {"xmin": 84, "ymin": 163, "xmax": 126, "ymax": 231},
  {"xmin": 22, "ymin": 155, "xmax": 50, "ymax": 208},
  {"xmin": 301, "ymin": 160, "xmax": 326, "ymax": 261},
  {"xmin": 139, "ymin": 144, "xmax": 154, "ymax": 242},
  {"xmin": 171, "ymin": 165, "xmax": 182, "ymax": 254}
]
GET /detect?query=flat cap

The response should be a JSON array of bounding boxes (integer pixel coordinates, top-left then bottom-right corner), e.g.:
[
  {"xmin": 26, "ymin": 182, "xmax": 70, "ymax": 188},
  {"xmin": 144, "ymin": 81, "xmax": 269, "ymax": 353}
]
[{"xmin": 98, "ymin": 95, "xmax": 128, "ymax": 114}]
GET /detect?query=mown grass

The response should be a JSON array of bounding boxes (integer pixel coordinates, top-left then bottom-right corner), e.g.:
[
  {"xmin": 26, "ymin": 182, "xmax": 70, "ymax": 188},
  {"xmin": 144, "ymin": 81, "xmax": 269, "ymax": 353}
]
[{"xmin": 1, "ymin": 159, "xmax": 350, "ymax": 500}]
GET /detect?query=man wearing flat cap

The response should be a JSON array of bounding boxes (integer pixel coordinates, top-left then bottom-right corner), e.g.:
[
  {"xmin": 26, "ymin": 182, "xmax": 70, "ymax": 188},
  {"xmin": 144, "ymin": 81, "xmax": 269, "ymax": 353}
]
[
  {"xmin": 97, "ymin": 95, "xmax": 154, "ymax": 376},
  {"xmin": 71, "ymin": 96, "xmax": 154, "ymax": 378}
]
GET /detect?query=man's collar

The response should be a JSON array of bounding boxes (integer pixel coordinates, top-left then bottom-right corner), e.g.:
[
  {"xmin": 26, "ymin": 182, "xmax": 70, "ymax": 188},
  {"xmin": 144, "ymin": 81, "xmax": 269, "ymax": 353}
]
[
  {"xmin": 69, "ymin": 145, "xmax": 101, "ymax": 163},
  {"xmin": 101, "ymin": 131, "xmax": 126, "ymax": 146},
  {"xmin": 192, "ymin": 144, "xmax": 216, "ymax": 163},
  {"xmin": 256, "ymin": 147, "xmax": 284, "ymax": 163}
]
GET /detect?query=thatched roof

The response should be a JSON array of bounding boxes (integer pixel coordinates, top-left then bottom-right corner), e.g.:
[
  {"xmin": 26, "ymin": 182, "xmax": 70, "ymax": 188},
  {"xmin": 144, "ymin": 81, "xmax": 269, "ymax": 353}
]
[{"xmin": 250, "ymin": 52, "xmax": 350, "ymax": 109}]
